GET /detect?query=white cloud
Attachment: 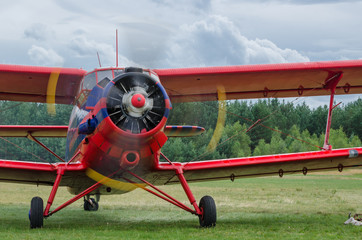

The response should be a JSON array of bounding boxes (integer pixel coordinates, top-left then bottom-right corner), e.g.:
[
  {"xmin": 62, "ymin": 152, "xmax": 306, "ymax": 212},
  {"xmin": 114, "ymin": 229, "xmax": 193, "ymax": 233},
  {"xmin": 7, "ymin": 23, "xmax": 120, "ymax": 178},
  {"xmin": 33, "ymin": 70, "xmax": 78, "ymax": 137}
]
[
  {"xmin": 69, "ymin": 34, "xmax": 140, "ymax": 68},
  {"xmin": 164, "ymin": 15, "xmax": 309, "ymax": 68},
  {"xmin": 28, "ymin": 45, "xmax": 64, "ymax": 66},
  {"xmin": 69, "ymin": 35, "xmax": 109, "ymax": 57}
]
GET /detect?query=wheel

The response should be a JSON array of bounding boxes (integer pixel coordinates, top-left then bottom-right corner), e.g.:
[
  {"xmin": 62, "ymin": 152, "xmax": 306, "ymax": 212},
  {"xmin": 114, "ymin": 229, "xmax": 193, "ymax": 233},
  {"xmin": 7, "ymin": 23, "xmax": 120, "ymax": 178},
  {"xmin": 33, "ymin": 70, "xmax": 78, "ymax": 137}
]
[
  {"xmin": 84, "ymin": 198, "xmax": 99, "ymax": 211},
  {"xmin": 198, "ymin": 195, "xmax": 216, "ymax": 227},
  {"xmin": 29, "ymin": 196, "xmax": 43, "ymax": 229}
]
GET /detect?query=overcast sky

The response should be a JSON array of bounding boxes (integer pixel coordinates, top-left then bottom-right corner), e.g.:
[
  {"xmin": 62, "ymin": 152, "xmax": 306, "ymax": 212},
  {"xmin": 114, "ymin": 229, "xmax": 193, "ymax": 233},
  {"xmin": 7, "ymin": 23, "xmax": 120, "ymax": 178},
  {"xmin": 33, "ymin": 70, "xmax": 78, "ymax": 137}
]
[{"xmin": 0, "ymin": 0, "xmax": 361, "ymax": 106}]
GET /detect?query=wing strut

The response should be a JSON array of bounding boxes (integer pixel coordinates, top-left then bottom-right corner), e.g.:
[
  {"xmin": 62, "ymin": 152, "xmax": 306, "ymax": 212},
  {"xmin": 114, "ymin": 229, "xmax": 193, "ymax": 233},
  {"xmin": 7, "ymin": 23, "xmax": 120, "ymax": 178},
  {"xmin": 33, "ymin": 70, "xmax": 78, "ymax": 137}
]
[
  {"xmin": 27, "ymin": 133, "xmax": 65, "ymax": 162},
  {"xmin": 323, "ymin": 72, "xmax": 343, "ymax": 150},
  {"xmin": 43, "ymin": 165, "xmax": 121, "ymax": 217}
]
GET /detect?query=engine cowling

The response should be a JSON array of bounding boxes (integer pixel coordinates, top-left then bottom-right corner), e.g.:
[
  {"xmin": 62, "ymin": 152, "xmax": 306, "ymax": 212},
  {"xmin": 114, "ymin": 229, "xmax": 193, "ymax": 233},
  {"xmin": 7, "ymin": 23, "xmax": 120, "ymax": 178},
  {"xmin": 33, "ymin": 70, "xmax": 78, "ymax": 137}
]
[
  {"xmin": 106, "ymin": 71, "xmax": 168, "ymax": 135},
  {"xmin": 82, "ymin": 69, "xmax": 171, "ymax": 170}
]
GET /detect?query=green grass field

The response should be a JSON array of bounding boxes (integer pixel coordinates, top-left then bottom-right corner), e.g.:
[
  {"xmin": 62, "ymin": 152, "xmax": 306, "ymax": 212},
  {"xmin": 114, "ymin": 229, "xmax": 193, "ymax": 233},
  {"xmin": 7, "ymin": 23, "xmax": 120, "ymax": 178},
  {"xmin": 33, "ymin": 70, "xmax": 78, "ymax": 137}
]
[{"xmin": 0, "ymin": 170, "xmax": 361, "ymax": 239}]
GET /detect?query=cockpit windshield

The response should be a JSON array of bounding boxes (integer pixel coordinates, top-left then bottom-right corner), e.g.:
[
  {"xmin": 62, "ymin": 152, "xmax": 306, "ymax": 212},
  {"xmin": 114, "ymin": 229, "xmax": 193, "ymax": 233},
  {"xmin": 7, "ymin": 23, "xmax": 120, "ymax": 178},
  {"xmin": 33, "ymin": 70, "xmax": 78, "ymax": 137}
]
[
  {"xmin": 82, "ymin": 69, "xmax": 114, "ymax": 90},
  {"xmin": 76, "ymin": 68, "xmax": 159, "ymax": 108},
  {"xmin": 76, "ymin": 69, "xmax": 116, "ymax": 107}
]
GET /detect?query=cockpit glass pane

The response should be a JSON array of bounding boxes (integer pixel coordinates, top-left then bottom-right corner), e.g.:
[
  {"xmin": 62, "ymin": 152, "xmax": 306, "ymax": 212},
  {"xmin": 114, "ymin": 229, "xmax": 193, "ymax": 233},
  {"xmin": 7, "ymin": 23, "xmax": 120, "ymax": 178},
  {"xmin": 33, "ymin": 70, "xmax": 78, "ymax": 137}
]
[
  {"xmin": 114, "ymin": 69, "xmax": 124, "ymax": 78},
  {"xmin": 97, "ymin": 70, "xmax": 113, "ymax": 83},
  {"xmin": 83, "ymin": 72, "xmax": 96, "ymax": 90}
]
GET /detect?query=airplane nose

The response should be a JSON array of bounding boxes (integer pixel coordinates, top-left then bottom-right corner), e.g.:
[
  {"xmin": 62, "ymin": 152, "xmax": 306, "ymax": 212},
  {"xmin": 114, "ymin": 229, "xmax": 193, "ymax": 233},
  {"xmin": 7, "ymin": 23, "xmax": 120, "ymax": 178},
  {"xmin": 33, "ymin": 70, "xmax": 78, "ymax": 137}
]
[
  {"xmin": 106, "ymin": 72, "xmax": 169, "ymax": 134},
  {"xmin": 131, "ymin": 94, "xmax": 146, "ymax": 108}
]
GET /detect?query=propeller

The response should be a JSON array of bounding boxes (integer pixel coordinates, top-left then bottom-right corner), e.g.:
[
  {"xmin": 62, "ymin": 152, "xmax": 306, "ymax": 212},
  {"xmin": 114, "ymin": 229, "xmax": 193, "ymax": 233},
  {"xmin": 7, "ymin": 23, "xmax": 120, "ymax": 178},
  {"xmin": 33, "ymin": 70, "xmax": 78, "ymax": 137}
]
[{"xmin": 106, "ymin": 71, "xmax": 166, "ymax": 134}]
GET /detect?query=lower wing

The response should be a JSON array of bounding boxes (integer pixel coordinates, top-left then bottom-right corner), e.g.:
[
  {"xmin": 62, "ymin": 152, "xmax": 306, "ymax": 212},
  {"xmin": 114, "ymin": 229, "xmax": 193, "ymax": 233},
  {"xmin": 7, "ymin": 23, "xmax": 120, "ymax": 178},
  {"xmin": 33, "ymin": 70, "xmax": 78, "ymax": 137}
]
[
  {"xmin": 0, "ymin": 160, "xmax": 86, "ymax": 186},
  {"xmin": 156, "ymin": 148, "xmax": 362, "ymax": 184}
]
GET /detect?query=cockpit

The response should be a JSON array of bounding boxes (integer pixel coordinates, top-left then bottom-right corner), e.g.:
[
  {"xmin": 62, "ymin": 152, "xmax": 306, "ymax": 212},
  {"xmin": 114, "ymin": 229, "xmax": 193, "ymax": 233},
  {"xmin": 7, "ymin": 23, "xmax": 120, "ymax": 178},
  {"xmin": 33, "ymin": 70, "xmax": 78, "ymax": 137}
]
[
  {"xmin": 76, "ymin": 68, "xmax": 125, "ymax": 107},
  {"xmin": 75, "ymin": 68, "xmax": 161, "ymax": 108}
]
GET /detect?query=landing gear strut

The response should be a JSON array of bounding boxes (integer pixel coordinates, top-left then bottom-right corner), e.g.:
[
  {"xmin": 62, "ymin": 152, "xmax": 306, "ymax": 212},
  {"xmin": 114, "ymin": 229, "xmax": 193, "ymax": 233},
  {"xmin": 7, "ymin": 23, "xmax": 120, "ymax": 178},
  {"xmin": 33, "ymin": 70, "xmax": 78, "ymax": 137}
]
[
  {"xmin": 28, "ymin": 166, "xmax": 104, "ymax": 228},
  {"xmin": 122, "ymin": 153, "xmax": 218, "ymax": 227},
  {"xmin": 84, "ymin": 195, "xmax": 99, "ymax": 211}
]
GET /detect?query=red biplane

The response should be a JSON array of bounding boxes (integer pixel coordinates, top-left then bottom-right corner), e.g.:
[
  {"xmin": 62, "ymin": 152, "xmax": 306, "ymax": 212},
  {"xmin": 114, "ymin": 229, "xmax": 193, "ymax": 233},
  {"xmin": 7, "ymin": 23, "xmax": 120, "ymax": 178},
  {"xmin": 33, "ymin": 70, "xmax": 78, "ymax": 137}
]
[{"xmin": 0, "ymin": 60, "xmax": 361, "ymax": 228}]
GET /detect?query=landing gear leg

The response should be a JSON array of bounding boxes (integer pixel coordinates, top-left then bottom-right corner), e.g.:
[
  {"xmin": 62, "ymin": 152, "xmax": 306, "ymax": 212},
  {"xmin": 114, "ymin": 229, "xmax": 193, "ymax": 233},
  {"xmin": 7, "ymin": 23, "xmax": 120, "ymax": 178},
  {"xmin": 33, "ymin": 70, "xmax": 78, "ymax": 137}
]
[
  {"xmin": 125, "ymin": 154, "xmax": 218, "ymax": 227},
  {"xmin": 29, "ymin": 166, "xmax": 103, "ymax": 229},
  {"xmin": 175, "ymin": 168, "xmax": 217, "ymax": 227},
  {"xmin": 84, "ymin": 195, "xmax": 99, "ymax": 211},
  {"xmin": 29, "ymin": 196, "xmax": 44, "ymax": 229}
]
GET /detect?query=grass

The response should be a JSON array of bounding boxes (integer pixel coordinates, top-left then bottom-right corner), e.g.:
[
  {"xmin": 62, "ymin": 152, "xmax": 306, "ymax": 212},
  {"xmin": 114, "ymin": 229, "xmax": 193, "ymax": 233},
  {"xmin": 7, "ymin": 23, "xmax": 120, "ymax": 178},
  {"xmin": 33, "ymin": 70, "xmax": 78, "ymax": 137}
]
[{"xmin": 0, "ymin": 170, "xmax": 361, "ymax": 239}]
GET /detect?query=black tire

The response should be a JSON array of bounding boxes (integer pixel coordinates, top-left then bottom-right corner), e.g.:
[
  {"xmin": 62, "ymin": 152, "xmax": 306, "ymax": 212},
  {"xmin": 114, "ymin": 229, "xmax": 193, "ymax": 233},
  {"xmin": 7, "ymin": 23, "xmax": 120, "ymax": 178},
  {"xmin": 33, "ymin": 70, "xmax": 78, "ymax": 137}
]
[
  {"xmin": 198, "ymin": 195, "xmax": 216, "ymax": 227},
  {"xmin": 84, "ymin": 198, "xmax": 99, "ymax": 211},
  {"xmin": 29, "ymin": 196, "xmax": 43, "ymax": 229}
]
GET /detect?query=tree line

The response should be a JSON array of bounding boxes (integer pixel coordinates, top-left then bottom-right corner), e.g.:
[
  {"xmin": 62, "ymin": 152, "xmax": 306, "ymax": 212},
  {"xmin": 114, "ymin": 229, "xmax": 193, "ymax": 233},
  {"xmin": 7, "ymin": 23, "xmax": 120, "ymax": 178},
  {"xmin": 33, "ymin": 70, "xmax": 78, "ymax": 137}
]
[
  {"xmin": 0, "ymin": 98, "xmax": 360, "ymax": 163},
  {"xmin": 163, "ymin": 98, "xmax": 361, "ymax": 162}
]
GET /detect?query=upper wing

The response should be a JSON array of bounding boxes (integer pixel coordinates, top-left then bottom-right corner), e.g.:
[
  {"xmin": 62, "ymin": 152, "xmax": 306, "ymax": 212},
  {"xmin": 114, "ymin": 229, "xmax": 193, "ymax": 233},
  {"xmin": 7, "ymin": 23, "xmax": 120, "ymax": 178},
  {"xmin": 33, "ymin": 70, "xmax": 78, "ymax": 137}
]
[
  {"xmin": 156, "ymin": 147, "xmax": 362, "ymax": 184},
  {"xmin": 0, "ymin": 64, "xmax": 87, "ymax": 104},
  {"xmin": 154, "ymin": 60, "xmax": 362, "ymax": 102}
]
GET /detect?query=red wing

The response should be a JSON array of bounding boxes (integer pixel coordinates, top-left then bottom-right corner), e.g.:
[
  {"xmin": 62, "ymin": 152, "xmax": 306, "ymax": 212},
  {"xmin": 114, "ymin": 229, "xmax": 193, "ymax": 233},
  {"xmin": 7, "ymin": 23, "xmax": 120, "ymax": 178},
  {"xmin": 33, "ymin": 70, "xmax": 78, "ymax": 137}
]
[
  {"xmin": 0, "ymin": 126, "xmax": 85, "ymax": 187},
  {"xmin": 156, "ymin": 148, "xmax": 362, "ymax": 184},
  {"xmin": 154, "ymin": 60, "xmax": 362, "ymax": 102},
  {"xmin": 0, "ymin": 64, "xmax": 86, "ymax": 104},
  {"xmin": 0, "ymin": 160, "xmax": 86, "ymax": 186},
  {"xmin": 0, "ymin": 125, "xmax": 68, "ymax": 137}
]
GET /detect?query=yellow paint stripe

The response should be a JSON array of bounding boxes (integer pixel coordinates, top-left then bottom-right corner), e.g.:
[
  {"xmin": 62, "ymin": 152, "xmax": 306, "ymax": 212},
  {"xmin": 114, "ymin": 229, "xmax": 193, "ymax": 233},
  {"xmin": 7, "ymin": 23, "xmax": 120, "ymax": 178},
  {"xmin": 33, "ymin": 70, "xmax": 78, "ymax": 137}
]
[
  {"xmin": 46, "ymin": 68, "xmax": 61, "ymax": 115},
  {"xmin": 86, "ymin": 168, "xmax": 146, "ymax": 192},
  {"xmin": 207, "ymin": 86, "xmax": 226, "ymax": 152}
]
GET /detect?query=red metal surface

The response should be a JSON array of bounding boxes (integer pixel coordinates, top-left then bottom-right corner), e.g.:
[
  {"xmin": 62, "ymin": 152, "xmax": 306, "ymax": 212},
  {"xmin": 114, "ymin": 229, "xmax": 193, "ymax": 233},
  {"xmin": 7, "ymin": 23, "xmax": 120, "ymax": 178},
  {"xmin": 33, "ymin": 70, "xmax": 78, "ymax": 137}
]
[
  {"xmin": 0, "ymin": 125, "xmax": 68, "ymax": 137},
  {"xmin": 122, "ymin": 171, "xmax": 196, "ymax": 214},
  {"xmin": 46, "ymin": 167, "xmax": 126, "ymax": 216},
  {"xmin": 47, "ymin": 180, "xmax": 102, "ymax": 216},
  {"xmin": 44, "ymin": 167, "xmax": 65, "ymax": 216},
  {"xmin": 131, "ymin": 93, "xmax": 146, "ymax": 108},
  {"xmin": 174, "ymin": 167, "xmax": 202, "ymax": 215},
  {"xmin": 0, "ymin": 160, "xmax": 85, "ymax": 171},
  {"xmin": 154, "ymin": 60, "xmax": 362, "ymax": 102},
  {"xmin": 0, "ymin": 64, "xmax": 86, "ymax": 104},
  {"xmin": 157, "ymin": 148, "xmax": 362, "ymax": 172},
  {"xmin": 156, "ymin": 60, "xmax": 362, "ymax": 76},
  {"xmin": 323, "ymin": 72, "xmax": 343, "ymax": 150}
]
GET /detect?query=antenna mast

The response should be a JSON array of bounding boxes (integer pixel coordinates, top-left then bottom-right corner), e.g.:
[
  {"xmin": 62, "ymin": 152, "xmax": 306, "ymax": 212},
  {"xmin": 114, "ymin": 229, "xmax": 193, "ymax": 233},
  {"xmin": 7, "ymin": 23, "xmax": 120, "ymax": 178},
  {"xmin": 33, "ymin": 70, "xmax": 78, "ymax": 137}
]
[
  {"xmin": 116, "ymin": 29, "xmax": 119, "ymax": 67},
  {"xmin": 97, "ymin": 51, "xmax": 102, "ymax": 68}
]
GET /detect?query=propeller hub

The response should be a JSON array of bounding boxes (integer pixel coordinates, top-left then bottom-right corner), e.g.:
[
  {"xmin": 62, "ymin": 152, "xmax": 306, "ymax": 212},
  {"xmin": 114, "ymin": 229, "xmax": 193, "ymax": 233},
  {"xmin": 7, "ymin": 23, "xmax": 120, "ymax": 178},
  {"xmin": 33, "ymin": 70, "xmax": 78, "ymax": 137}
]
[{"xmin": 131, "ymin": 94, "xmax": 146, "ymax": 108}]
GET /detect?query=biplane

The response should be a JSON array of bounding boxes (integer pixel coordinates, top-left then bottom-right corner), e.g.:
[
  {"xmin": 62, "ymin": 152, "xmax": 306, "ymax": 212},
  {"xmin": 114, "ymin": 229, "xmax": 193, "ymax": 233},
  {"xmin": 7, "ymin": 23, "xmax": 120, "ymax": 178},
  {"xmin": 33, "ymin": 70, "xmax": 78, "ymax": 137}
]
[{"xmin": 0, "ymin": 60, "xmax": 361, "ymax": 228}]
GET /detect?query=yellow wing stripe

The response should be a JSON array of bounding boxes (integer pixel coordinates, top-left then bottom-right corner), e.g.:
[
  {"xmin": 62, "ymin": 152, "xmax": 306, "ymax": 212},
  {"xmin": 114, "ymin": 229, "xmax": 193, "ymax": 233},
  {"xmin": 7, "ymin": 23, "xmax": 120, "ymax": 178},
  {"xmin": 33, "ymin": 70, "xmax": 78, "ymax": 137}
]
[
  {"xmin": 46, "ymin": 69, "xmax": 61, "ymax": 115},
  {"xmin": 206, "ymin": 86, "xmax": 226, "ymax": 152}
]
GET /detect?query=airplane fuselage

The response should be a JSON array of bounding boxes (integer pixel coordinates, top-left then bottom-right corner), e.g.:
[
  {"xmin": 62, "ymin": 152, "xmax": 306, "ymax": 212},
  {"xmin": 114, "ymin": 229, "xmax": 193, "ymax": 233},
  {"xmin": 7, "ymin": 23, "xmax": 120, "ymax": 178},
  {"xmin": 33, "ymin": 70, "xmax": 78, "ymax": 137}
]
[{"xmin": 65, "ymin": 67, "xmax": 171, "ymax": 194}]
